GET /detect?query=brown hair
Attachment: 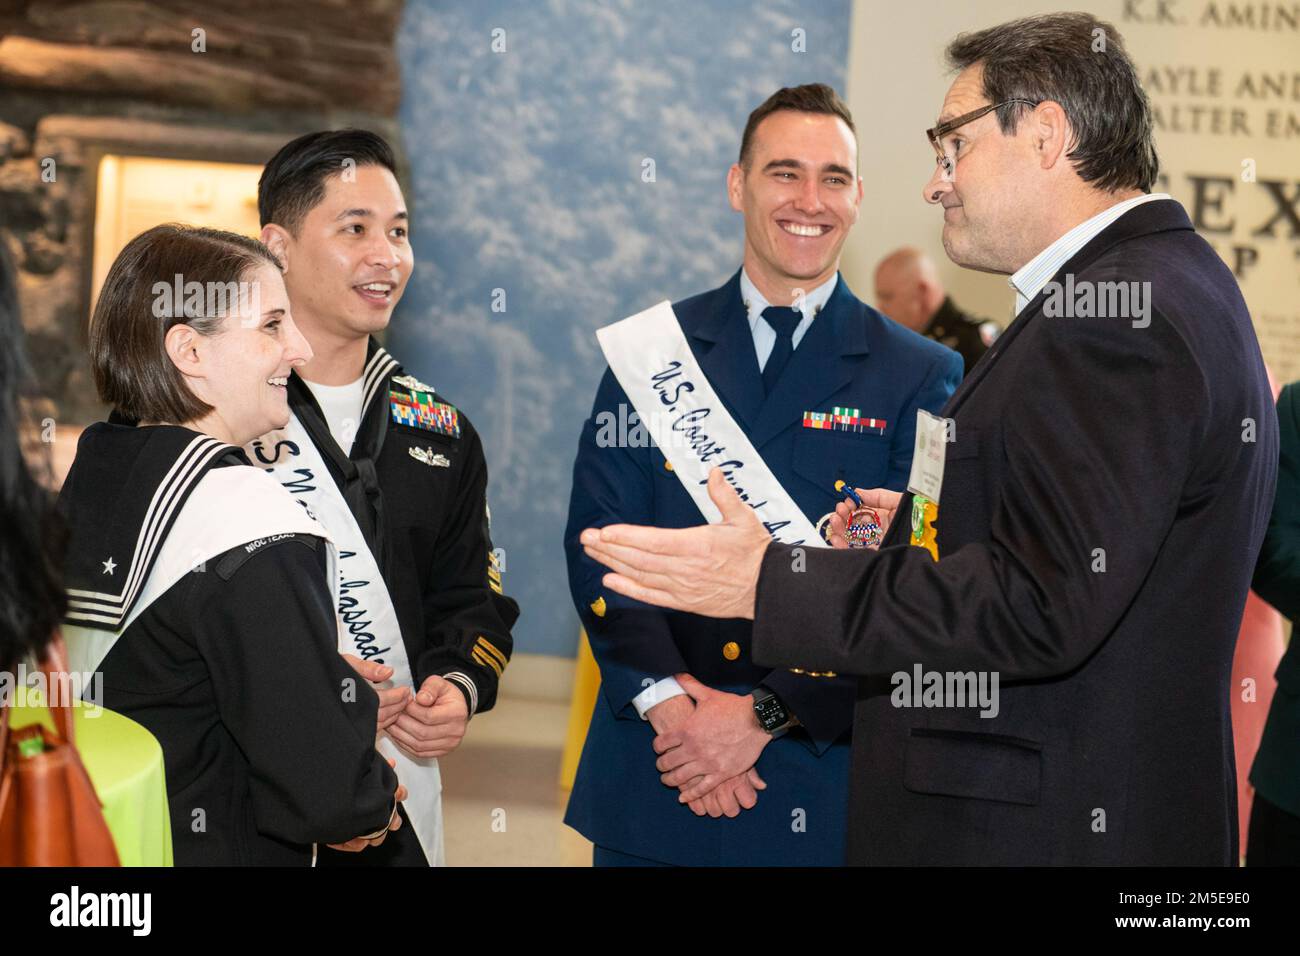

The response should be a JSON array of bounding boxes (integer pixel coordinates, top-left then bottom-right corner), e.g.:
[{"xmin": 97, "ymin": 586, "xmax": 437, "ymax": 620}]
[
  {"xmin": 90, "ymin": 224, "xmax": 282, "ymax": 424},
  {"xmin": 738, "ymin": 83, "xmax": 856, "ymax": 170},
  {"xmin": 945, "ymin": 13, "xmax": 1159, "ymax": 193}
]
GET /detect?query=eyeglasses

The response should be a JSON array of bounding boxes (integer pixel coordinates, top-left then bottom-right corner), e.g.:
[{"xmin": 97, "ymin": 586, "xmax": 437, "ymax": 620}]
[{"xmin": 926, "ymin": 99, "xmax": 1038, "ymax": 179}]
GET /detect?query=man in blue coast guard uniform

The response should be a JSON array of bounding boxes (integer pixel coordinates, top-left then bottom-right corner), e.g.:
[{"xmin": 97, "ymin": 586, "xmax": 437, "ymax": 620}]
[{"xmin": 563, "ymin": 84, "xmax": 963, "ymax": 866}]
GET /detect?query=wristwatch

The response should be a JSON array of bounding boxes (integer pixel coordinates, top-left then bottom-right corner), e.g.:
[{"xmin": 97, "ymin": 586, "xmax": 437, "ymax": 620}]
[{"xmin": 752, "ymin": 685, "xmax": 797, "ymax": 738}]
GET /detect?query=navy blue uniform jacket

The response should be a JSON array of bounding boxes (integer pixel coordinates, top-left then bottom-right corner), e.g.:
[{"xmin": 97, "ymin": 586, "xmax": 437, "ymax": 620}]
[{"xmin": 563, "ymin": 271, "xmax": 961, "ymax": 865}]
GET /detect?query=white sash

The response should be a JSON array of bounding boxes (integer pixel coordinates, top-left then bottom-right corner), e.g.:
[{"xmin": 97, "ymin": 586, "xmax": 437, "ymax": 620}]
[
  {"xmin": 64, "ymin": 466, "xmax": 334, "ymax": 677},
  {"xmin": 248, "ymin": 413, "xmax": 444, "ymax": 867},
  {"xmin": 598, "ymin": 301, "xmax": 825, "ymax": 546}
]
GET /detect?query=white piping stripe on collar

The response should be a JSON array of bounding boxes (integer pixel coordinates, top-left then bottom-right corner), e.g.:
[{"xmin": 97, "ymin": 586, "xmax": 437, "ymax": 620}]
[
  {"xmin": 362, "ymin": 347, "xmax": 399, "ymax": 417},
  {"xmin": 66, "ymin": 435, "xmax": 226, "ymax": 616},
  {"xmin": 66, "ymin": 435, "xmax": 228, "ymax": 619}
]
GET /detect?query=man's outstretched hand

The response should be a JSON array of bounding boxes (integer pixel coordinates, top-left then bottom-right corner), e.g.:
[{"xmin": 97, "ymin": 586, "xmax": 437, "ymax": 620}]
[{"xmin": 580, "ymin": 467, "xmax": 770, "ymax": 620}]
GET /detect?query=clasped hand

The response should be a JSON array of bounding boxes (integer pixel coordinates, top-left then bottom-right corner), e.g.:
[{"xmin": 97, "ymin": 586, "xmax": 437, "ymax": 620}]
[
  {"xmin": 328, "ymin": 756, "xmax": 408, "ymax": 852},
  {"xmin": 342, "ymin": 655, "xmax": 470, "ymax": 758},
  {"xmin": 646, "ymin": 674, "xmax": 768, "ymax": 819}
]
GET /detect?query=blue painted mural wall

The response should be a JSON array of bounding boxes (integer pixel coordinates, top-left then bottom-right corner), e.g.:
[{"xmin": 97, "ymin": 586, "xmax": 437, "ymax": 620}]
[{"xmin": 393, "ymin": 0, "xmax": 852, "ymax": 655}]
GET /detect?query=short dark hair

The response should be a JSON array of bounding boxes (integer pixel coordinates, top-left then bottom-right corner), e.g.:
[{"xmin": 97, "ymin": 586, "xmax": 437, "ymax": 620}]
[
  {"xmin": 90, "ymin": 224, "xmax": 282, "ymax": 424},
  {"xmin": 0, "ymin": 242, "xmax": 65, "ymax": 669},
  {"xmin": 738, "ymin": 83, "xmax": 856, "ymax": 169},
  {"xmin": 945, "ymin": 12, "xmax": 1159, "ymax": 193},
  {"xmin": 258, "ymin": 128, "xmax": 398, "ymax": 233}
]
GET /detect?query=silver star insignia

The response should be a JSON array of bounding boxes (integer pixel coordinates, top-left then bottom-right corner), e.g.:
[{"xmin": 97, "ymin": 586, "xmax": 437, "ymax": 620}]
[{"xmin": 102, "ymin": 557, "xmax": 117, "ymax": 575}]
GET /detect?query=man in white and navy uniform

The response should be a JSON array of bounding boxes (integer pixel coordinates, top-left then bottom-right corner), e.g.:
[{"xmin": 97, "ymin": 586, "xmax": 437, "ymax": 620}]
[
  {"xmin": 563, "ymin": 84, "xmax": 960, "ymax": 866},
  {"xmin": 251, "ymin": 129, "xmax": 519, "ymax": 867}
]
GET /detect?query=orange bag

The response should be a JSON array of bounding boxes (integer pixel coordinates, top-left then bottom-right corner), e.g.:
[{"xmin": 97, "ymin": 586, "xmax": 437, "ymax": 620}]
[{"xmin": 0, "ymin": 635, "xmax": 120, "ymax": 866}]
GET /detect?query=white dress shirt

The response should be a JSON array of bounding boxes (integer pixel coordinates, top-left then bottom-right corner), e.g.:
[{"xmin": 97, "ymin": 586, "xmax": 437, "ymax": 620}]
[
  {"xmin": 1009, "ymin": 193, "xmax": 1172, "ymax": 315},
  {"xmin": 740, "ymin": 268, "xmax": 839, "ymax": 370}
]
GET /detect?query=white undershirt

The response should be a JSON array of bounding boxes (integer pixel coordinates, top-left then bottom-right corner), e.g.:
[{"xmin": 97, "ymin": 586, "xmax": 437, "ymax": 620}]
[{"xmin": 303, "ymin": 376, "xmax": 365, "ymax": 456}]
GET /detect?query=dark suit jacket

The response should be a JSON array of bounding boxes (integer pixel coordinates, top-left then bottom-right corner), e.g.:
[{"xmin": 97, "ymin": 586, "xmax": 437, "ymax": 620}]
[
  {"xmin": 751, "ymin": 200, "xmax": 1279, "ymax": 865},
  {"xmin": 564, "ymin": 271, "xmax": 961, "ymax": 865},
  {"xmin": 1250, "ymin": 382, "xmax": 1300, "ymax": 817}
]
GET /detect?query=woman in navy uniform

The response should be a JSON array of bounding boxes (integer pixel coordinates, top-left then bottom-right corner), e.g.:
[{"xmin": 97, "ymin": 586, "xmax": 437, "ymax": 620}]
[{"xmin": 60, "ymin": 225, "xmax": 400, "ymax": 865}]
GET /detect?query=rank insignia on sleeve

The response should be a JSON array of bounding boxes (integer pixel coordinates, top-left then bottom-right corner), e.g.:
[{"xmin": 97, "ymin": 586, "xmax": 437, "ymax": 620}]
[
  {"xmin": 391, "ymin": 387, "xmax": 461, "ymax": 438},
  {"xmin": 801, "ymin": 407, "xmax": 886, "ymax": 435},
  {"xmin": 472, "ymin": 636, "xmax": 507, "ymax": 677}
]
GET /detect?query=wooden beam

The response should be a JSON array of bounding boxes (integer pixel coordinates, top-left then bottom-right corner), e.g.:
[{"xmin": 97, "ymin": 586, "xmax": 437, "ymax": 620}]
[{"xmin": 0, "ymin": 35, "xmax": 399, "ymax": 113}]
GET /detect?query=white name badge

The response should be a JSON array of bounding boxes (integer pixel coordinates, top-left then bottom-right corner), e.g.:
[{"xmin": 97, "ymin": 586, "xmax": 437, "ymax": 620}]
[{"xmin": 906, "ymin": 408, "xmax": 951, "ymax": 504}]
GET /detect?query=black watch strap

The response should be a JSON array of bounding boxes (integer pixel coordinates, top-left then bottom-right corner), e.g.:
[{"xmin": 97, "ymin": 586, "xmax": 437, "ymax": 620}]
[{"xmin": 752, "ymin": 684, "xmax": 793, "ymax": 736}]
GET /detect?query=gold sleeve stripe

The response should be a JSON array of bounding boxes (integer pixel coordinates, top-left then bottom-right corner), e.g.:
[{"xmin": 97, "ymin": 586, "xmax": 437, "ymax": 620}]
[
  {"xmin": 475, "ymin": 637, "xmax": 508, "ymax": 669},
  {"xmin": 472, "ymin": 647, "xmax": 503, "ymax": 678}
]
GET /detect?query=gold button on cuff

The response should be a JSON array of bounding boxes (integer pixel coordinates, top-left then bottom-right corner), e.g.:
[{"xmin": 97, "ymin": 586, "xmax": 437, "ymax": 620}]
[
  {"xmin": 664, "ymin": 461, "xmax": 674, "ymax": 472},
  {"xmin": 722, "ymin": 641, "xmax": 740, "ymax": 661}
]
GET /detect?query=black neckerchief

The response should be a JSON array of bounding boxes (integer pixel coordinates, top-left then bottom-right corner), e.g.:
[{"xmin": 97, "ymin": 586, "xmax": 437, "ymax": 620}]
[{"xmin": 285, "ymin": 339, "xmax": 399, "ymax": 577}]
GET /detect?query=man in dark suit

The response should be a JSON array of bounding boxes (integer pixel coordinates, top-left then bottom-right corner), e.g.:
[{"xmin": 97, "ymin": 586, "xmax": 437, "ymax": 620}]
[
  {"xmin": 563, "ymin": 84, "xmax": 961, "ymax": 866},
  {"xmin": 1248, "ymin": 381, "xmax": 1300, "ymax": 865},
  {"xmin": 580, "ymin": 14, "xmax": 1278, "ymax": 865}
]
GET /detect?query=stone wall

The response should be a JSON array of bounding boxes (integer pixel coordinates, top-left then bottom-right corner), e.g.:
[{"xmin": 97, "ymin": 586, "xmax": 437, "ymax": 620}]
[{"xmin": 0, "ymin": 0, "xmax": 406, "ymax": 423}]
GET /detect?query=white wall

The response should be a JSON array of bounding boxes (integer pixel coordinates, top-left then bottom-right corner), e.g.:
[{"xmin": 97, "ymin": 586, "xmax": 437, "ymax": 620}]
[{"xmin": 842, "ymin": 0, "xmax": 1300, "ymax": 382}]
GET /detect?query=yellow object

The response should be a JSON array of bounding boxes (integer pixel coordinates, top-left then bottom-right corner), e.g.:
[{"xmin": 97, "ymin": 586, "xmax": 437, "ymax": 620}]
[
  {"xmin": 834, "ymin": 479, "xmax": 847, "ymax": 492},
  {"xmin": 664, "ymin": 461, "xmax": 674, "ymax": 472},
  {"xmin": 560, "ymin": 629, "xmax": 602, "ymax": 790},
  {"xmin": 589, "ymin": 595, "xmax": 606, "ymax": 618},
  {"xmin": 722, "ymin": 641, "xmax": 741, "ymax": 661},
  {"xmin": 910, "ymin": 495, "xmax": 940, "ymax": 561},
  {"xmin": 472, "ymin": 636, "xmax": 506, "ymax": 677},
  {"xmin": 789, "ymin": 667, "xmax": 838, "ymax": 678}
]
